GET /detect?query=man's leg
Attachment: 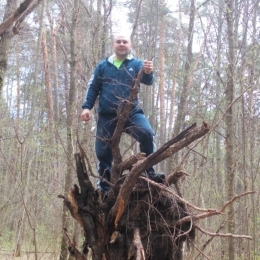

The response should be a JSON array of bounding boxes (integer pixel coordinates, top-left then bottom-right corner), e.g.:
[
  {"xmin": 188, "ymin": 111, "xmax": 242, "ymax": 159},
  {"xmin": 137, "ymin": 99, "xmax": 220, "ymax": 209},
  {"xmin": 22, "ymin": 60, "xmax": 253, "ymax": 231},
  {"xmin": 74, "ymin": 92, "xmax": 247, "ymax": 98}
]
[
  {"xmin": 124, "ymin": 111, "xmax": 165, "ymax": 182},
  {"xmin": 95, "ymin": 115, "xmax": 117, "ymax": 192}
]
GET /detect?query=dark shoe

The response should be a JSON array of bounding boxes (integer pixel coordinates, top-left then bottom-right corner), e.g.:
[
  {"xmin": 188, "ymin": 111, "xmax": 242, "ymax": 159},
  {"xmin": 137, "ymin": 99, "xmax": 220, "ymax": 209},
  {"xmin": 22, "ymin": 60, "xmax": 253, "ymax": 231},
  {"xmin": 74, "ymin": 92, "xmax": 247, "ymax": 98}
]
[
  {"xmin": 146, "ymin": 171, "xmax": 165, "ymax": 183},
  {"xmin": 97, "ymin": 180, "xmax": 110, "ymax": 194}
]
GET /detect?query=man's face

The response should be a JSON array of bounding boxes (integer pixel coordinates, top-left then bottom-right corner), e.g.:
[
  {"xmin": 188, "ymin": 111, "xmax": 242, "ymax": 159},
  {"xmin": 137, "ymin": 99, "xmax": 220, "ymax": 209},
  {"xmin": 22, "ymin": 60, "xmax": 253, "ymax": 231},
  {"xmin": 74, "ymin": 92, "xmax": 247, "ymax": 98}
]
[{"xmin": 113, "ymin": 35, "xmax": 132, "ymax": 59}]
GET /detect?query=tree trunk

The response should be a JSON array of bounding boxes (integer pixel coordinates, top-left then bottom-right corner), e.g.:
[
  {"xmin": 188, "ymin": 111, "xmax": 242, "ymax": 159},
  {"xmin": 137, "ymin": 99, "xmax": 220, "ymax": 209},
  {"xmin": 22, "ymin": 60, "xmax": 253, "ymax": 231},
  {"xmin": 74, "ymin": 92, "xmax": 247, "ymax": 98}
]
[
  {"xmin": 172, "ymin": 0, "xmax": 195, "ymax": 137},
  {"xmin": 0, "ymin": 0, "xmax": 43, "ymax": 95},
  {"xmin": 42, "ymin": 28, "xmax": 54, "ymax": 130},
  {"xmin": 158, "ymin": 0, "xmax": 166, "ymax": 172},
  {"xmin": 30, "ymin": 0, "xmax": 45, "ymax": 121},
  {"xmin": 167, "ymin": 9, "xmax": 182, "ymax": 174},
  {"xmin": 46, "ymin": 8, "xmax": 62, "ymax": 123},
  {"xmin": 0, "ymin": 0, "xmax": 16, "ymax": 94},
  {"xmin": 60, "ymin": 0, "xmax": 79, "ymax": 259},
  {"xmin": 168, "ymin": 0, "xmax": 195, "ymax": 170},
  {"xmin": 215, "ymin": 0, "xmax": 224, "ymax": 205},
  {"xmin": 246, "ymin": 1, "xmax": 259, "ymax": 258},
  {"xmin": 225, "ymin": 0, "xmax": 235, "ymax": 258}
]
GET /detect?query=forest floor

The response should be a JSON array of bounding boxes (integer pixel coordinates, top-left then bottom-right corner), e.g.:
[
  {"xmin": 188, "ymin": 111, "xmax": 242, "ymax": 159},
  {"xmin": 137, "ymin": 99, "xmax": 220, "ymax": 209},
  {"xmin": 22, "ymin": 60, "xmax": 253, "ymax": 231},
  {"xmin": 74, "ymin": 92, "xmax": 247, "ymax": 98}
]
[{"xmin": 0, "ymin": 252, "xmax": 59, "ymax": 260}]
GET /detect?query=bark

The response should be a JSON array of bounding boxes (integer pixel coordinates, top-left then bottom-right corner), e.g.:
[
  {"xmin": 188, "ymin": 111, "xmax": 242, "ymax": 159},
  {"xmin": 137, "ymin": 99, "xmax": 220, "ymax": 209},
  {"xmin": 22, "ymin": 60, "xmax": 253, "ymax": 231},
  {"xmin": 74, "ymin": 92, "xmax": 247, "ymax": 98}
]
[
  {"xmin": 172, "ymin": 0, "xmax": 195, "ymax": 137},
  {"xmin": 60, "ymin": 0, "xmax": 79, "ymax": 259},
  {"xmin": 30, "ymin": 0, "xmax": 45, "ymax": 121},
  {"xmin": 130, "ymin": 0, "xmax": 143, "ymax": 41},
  {"xmin": 168, "ymin": 18, "xmax": 182, "ymax": 140},
  {"xmin": 166, "ymin": 10, "xmax": 183, "ymax": 174},
  {"xmin": 15, "ymin": 46, "xmax": 21, "ymax": 119},
  {"xmin": 167, "ymin": 0, "xmax": 195, "ymax": 170},
  {"xmin": 238, "ymin": 0, "xmax": 251, "ymax": 257},
  {"xmin": 215, "ymin": 0, "xmax": 224, "ymax": 201},
  {"xmin": 46, "ymin": 8, "xmax": 62, "ymax": 123},
  {"xmin": 247, "ymin": 1, "xmax": 259, "ymax": 258},
  {"xmin": 225, "ymin": 0, "xmax": 235, "ymax": 258},
  {"xmin": 158, "ymin": 0, "xmax": 166, "ymax": 171},
  {"xmin": 42, "ymin": 28, "xmax": 54, "ymax": 130}
]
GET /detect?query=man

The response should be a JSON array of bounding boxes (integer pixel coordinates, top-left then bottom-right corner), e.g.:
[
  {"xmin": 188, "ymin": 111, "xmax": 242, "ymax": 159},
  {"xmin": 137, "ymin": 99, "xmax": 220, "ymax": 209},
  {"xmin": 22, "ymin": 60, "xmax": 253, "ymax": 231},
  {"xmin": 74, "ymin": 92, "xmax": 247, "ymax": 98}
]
[{"xmin": 81, "ymin": 34, "xmax": 165, "ymax": 193}]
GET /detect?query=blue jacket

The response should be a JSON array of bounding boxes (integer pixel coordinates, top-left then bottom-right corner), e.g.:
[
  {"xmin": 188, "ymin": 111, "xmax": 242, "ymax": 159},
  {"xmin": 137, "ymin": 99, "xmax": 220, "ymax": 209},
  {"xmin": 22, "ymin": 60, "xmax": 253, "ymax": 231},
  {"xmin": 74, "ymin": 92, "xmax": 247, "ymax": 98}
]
[{"xmin": 82, "ymin": 54, "xmax": 154, "ymax": 115}]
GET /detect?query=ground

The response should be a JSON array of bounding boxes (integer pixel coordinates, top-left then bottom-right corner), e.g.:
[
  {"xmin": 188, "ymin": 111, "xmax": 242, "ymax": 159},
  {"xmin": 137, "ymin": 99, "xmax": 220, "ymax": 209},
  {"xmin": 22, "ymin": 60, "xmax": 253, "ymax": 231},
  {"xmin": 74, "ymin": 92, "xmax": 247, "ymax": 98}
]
[{"xmin": 0, "ymin": 252, "xmax": 59, "ymax": 260}]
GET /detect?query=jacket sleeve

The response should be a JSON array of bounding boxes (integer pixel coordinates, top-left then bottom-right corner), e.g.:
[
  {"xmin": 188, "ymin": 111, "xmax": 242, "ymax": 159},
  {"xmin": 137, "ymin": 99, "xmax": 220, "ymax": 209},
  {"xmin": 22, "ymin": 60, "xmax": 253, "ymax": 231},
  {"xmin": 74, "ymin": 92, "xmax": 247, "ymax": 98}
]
[
  {"xmin": 82, "ymin": 64, "xmax": 102, "ymax": 110},
  {"xmin": 138, "ymin": 60, "xmax": 154, "ymax": 86}
]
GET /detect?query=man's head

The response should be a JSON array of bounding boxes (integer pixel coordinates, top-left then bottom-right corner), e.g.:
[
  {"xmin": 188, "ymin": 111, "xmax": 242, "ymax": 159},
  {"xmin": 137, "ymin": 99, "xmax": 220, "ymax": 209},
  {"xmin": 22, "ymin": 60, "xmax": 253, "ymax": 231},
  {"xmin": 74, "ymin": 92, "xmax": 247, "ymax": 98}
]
[{"xmin": 113, "ymin": 34, "xmax": 132, "ymax": 60}]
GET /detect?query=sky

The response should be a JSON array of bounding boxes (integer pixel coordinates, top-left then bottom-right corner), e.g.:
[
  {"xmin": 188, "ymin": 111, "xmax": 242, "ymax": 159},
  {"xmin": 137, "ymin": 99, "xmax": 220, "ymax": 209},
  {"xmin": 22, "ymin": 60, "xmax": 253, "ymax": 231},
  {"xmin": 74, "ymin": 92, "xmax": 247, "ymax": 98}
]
[{"xmin": 112, "ymin": 0, "xmax": 177, "ymax": 36}]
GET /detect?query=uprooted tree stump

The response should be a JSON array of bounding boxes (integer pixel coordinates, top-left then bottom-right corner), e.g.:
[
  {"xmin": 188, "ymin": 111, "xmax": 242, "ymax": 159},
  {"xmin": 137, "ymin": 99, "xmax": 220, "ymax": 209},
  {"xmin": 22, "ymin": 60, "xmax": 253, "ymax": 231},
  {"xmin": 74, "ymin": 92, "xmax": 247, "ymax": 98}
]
[
  {"xmin": 58, "ymin": 122, "xmax": 211, "ymax": 260},
  {"xmin": 58, "ymin": 71, "xmax": 254, "ymax": 259}
]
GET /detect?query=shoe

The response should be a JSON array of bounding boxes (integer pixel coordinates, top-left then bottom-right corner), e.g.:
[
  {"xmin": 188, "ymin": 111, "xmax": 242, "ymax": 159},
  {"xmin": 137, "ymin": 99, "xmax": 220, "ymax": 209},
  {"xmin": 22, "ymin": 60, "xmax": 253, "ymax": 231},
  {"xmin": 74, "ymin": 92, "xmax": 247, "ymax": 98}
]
[
  {"xmin": 97, "ymin": 180, "xmax": 110, "ymax": 194},
  {"xmin": 146, "ymin": 171, "xmax": 165, "ymax": 183}
]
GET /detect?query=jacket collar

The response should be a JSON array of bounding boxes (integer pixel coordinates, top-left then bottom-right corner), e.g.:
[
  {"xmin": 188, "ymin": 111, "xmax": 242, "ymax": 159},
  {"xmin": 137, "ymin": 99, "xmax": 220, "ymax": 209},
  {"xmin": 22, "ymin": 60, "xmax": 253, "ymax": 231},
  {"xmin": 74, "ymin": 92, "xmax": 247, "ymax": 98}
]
[{"xmin": 107, "ymin": 54, "xmax": 133, "ymax": 64}]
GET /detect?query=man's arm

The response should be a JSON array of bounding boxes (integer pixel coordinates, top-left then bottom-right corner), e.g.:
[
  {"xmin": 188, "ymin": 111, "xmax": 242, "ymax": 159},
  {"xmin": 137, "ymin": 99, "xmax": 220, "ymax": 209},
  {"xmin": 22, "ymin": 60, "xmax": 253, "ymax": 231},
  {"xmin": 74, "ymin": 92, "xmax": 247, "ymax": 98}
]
[
  {"xmin": 140, "ymin": 60, "xmax": 154, "ymax": 85},
  {"xmin": 81, "ymin": 64, "xmax": 102, "ymax": 121}
]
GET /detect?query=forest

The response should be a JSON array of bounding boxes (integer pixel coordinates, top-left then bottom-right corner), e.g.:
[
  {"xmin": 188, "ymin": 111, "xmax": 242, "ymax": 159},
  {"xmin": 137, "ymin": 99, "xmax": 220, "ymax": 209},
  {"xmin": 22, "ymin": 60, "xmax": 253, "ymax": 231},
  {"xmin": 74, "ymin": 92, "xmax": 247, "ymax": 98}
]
[{"xmin": 0, "ymin": 0, "xmax": 259, "ymax": 259}]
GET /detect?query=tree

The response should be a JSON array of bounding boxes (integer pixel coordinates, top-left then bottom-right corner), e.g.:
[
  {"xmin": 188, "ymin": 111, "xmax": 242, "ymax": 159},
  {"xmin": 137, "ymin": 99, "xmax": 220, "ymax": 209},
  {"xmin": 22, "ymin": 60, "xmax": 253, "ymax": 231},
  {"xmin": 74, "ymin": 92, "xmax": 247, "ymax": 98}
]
[
  {"xmin": 224, "ymin": 0, "xmax": 235, "ymax": 258},
  {"xmin": 0, "ymin": 0, "xmax": 43, "ymax": 94}
]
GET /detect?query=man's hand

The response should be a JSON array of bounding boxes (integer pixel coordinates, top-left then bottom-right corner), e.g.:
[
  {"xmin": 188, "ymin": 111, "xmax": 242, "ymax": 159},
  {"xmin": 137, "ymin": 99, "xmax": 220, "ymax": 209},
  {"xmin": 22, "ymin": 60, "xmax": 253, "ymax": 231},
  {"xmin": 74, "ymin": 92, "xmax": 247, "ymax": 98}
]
[
  {"xmin": 143, "ymin": 60, "xmax": 153, "ymax": 74},
  {"xmin": 81, "ymin": 109, "xmax": 92, "ymax": 121}
]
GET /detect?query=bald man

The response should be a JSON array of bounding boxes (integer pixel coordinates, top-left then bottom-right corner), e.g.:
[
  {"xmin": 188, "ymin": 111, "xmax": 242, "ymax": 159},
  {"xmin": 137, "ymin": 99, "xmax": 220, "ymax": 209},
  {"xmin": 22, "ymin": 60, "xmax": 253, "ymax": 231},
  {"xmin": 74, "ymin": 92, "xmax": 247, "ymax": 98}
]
[{"xmin": 81, "ymin": 34, "xmax": 165, "ymax": 194}]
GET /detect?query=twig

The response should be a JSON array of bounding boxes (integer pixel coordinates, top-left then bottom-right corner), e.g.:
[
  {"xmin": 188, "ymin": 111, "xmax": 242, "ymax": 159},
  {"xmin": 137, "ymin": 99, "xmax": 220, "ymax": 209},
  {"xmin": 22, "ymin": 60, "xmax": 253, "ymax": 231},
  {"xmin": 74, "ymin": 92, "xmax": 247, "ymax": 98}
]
[
  {"xmin": 140, "ymin": 177, "xmax": 216, "ymax": 213},
  {"xmin": 219, "ymin": 191, "xmax": 255, "ymax": 212},
  {"xmin": 195, "ymin": 211, "xmax": 236, "ymax": 259},
  {"xmin": 63, "ymin": 228, "xmax": 87, "ymax": 260},
  {"xmin": 190, "ymin": 241, "xmax": 211, "ymax": 260},
  {"xmin": 140, "ymin": 178, "xmax": 255, "ymax": 221},
  {"xmin": 194, "ymin": 224, "xmax": 253, "ymax": 240},
  {"xmin": 174, "ymin": 216, "xmax": 193, "ymax": 243}
]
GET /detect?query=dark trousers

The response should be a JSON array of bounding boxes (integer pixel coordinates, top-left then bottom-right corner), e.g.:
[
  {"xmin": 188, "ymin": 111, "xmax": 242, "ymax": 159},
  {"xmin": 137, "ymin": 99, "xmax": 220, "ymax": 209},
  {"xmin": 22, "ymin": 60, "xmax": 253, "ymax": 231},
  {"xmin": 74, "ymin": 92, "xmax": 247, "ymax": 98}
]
[{"xmin": 96, "ymin": 111, "xmax": 155, "ymax": 190}]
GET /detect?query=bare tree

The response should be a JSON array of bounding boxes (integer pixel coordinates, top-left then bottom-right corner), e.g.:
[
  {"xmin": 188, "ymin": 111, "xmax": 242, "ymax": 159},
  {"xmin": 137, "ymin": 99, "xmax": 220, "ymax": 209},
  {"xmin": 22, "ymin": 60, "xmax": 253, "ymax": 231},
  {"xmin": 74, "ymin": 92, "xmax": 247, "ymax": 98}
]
[
  {"xmin": 59, "ymin": 0, "xmax": 79, "ymax": 259},
  {"xmin": 0, "ymin": 0, "xmax": 43, "ymax": 94},
  {"xmin": 224, "ymin": 0, "xmax": 235, "ymax": 258}
]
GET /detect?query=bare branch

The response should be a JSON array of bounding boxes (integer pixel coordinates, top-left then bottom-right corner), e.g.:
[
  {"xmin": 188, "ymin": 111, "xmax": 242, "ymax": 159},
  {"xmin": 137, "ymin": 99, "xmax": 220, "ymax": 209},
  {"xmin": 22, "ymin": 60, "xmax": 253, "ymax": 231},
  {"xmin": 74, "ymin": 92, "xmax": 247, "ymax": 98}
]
[
  {"xmin": 190, "ymin": 241, "xmax": 211, "ymax": 260},
  {"xmin": 13, "ymin": 0, "xmax": 44, "ymax": 34},
  {"xmin": 0, "ymin": 0, "xmax": 39, "ymax": 35},
  {"xmin": 63, "ymin": 228, "xmax": 87, "ymax": 260},
  {"xmin": 173, "ymin": 191, "xmax": 255, "ymax": 226},
  {"xmin": 219, "ymin": 191, "xmax": 255, "ymax": 212},
  {"xmin": 195, "ymin": 224, "xmax": 253, "ymax": 240}
]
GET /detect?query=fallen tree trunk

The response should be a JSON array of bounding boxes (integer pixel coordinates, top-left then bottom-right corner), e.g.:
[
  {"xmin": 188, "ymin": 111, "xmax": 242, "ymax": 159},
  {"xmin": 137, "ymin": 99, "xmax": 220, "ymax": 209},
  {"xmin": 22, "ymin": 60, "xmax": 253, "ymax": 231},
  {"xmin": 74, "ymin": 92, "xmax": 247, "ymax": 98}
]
[{"xmin": 58, "ymin": 122, "xmax": 210, "ymax": 260}]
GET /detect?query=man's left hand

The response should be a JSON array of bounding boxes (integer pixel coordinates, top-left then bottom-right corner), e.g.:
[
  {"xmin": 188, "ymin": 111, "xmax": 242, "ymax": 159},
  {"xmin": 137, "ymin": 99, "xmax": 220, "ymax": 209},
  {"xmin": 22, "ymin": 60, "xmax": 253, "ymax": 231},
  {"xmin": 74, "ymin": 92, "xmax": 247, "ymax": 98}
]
[{"xmin": 143, "ymin": 60, "xmax": 153, "ymax": 74}]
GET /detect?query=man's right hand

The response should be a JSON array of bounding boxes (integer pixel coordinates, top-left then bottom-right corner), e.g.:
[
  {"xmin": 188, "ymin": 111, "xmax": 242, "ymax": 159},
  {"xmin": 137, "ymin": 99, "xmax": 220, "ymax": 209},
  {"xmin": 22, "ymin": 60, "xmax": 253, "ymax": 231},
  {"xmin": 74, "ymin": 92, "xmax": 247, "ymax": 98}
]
[{"xmin": 81, "ymin": 109, "xmax": 92, "ymax": 121}]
